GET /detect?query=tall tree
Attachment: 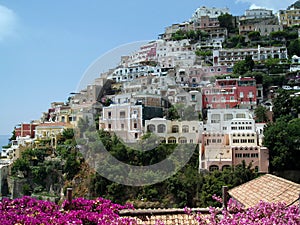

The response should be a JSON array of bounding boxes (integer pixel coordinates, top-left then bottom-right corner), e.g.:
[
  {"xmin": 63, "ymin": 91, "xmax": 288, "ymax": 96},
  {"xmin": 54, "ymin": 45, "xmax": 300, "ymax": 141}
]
[
  {"xmin": 263, "ymin": 117, "xmax": 300, "ymax": 171},
  {"xmin": 218, "ymin": 13, "xmax": 235, "ymax": 33},
  {"xmin": 254, "ymin": 105, "xmax": 268, "ymax": 123}
]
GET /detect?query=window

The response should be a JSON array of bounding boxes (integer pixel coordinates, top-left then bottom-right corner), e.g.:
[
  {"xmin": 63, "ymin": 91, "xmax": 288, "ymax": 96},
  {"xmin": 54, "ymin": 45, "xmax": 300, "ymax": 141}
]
[
  {"xmin": 168, "ymin": 137, "xmax": 177, "ymax": 144},
  {"xmin": 241, "ymin": 139, "xmax": 247, "ymax": 143},
  {"xmin": 182, "ymin": 125, "xmax": 189, "ymax": 133},
  {"xmin": 235, "ymin": 153, "xmax": 242, "ymax": 158},
  {"xmin": 251, "ymin": 153, "xmax": 259, "ymax": 158},
  {"xmin": 120, "ymin": 111, "xmax": 126, "ymax": 118},
  {"xmin": 172, "ymin": 125, "xmax": 179, "ymax": 133},
  {"xmin": 147, "ymin": 124, "xmax": 155, "ymax": 132},
  {"xmin": 211, "ymin": 114, "xmax": 220, "ymax": 123},
  {"xmin": 243, "ymin": 153, "xmax": 250, "ymax": 158},
  {"xmin": 135, "ymin": 133, "xmax": 138, "ymax": 139},
  {"xmin": 179, "ymin": 137, "xmax": 187, "ymax": 144},
  {"xmin": 108, "ymin": 111, "xmax": 112, "ymax": 119},
  {"xmin": 209, "ymin": 165, "xmax": 219, "ymax": 171},
  {"xmin": 222, "ymin": 165, "xmax": 230, "ymax": 171},
  {"xmin": 158, "ymin": 124, "xmax": 166, "ymax": 133},
  {"xmin": 236, "ymin": 113, "xmax": 246, "ymax": 118},
  {"xmin": 134, "ymin": 123, "xmax": 137, "ymax": 129},
  {"xmin": 121, "ymin": 124, "xmax": 124, "ymax": 130},
  {"xmin": 224, "ymin": 113, "xmax": 233, "ymax": 121},
  {"xmin": 108, "ymin": 124, "xmax": 112, "ymax": 129}
]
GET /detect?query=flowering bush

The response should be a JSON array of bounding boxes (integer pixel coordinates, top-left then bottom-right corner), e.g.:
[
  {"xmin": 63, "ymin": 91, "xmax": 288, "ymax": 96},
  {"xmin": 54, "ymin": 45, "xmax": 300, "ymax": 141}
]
[
  {"xmin": 185, "ymin": 196, "xmax": 300, "ymax": 225},
  {"xmin": 0, "ymin": 196, "xmax": 136, "ymax": 225}
]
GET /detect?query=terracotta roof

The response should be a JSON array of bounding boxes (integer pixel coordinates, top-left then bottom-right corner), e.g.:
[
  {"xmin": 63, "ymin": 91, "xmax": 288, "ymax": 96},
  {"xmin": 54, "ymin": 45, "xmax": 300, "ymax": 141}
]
[
  {"xmin": 120, "ymin": 208, "xmax": 211, "ymax": 225},
  {"xmin": 228, "ymin": 174, "xmax": 300, "ymax": 208}
]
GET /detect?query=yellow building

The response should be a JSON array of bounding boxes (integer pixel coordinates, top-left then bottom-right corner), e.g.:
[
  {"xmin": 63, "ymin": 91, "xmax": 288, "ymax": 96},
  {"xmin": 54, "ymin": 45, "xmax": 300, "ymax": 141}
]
[{"xmin": 279, "ymin": 8, "xmax": 300, "ymax": 27}]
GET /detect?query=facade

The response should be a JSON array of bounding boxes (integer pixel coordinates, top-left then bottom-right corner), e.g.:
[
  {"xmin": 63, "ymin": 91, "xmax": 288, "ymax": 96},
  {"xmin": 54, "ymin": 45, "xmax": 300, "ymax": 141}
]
[
  {"xmin": 191, "ymin": 6, "xmax": 230, "ymax": 22},
  {"xmin": 130, "ymin": 41, "xmax": 158, "ymax": 64},
  {"xmin": 199, "ymin": 109, "xmax": 269, "ymax": 173},
  {"xmin": 99, "ymin": 103, "xmax": 144, "ymax": 142},
  {"xmin": 108, "ymin": 65, "xmax": 163, "ymax": 83},
  {"xmin": 279, "ymin": 8, "xmax": 300, "ymax": 27},
  {"xmin": 213, "ymin": 46, "xmax": 288, "ymax": 66},
  {"xmin": 162, "ymin": 22, "xmax": 192, "ymax": 41},
  {"xmin": 192, "ymin": 16, "xmax": 220, "ymax": 29},
  {"xmin": 239, "ymin": 17, "xmax": 282, "ymax": 36},
  {"xmin": 194, "ymin": 26, "xmax": 227, "ymax": 50},
  {"xmin": 178, "ymin": 65, "xmax": 231, "ymax": 84},
  {"xmin": 202, "ymin": 77, "xmax": 257, "ymax": 110},
  {"xmin": 145, "ymin": 118, "xmax": 203, "ymax": 144},
  {"xmin": 14, "ymin": 123, "xmax": 38, "ymax": 138},
  {"xmin": 156, "ymin": 39, "xmax": 196, "ymax": 68},
  {"xmin": 35, "ymin": 122, "xmax": 72, "ymax": 148},
  {"xmin": 243, "ymin": 8, "xmax": 273, "ymax": 20}
]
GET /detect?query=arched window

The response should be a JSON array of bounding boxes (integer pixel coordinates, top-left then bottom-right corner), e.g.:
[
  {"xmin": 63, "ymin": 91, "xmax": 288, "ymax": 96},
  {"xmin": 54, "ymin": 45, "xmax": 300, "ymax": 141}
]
[
  {"xmin": 157, "ymin": 124, "xmax": 166, "ymax": 133},
  {"xmin": 222, "ymin": 165, "xmax": 231, "ymax": 171},
  {"xmin": 209, "ymin": 165, "xmax": 219, "ymax": 171},
  {"xmin": 147, "ymin": 124, "xmax": 155, "ymax": 132},
  {"xmin": 182, "ymin": 125, "xmax": 189, "ymax": 133},
  {"xmin": 168, "ymin": 137, "xmax": 177, "ymax": 144},
  {"xmin": 178, "ymin": 137, "xmax": 187, "ymax": 144},
  {"xmin": 172, "ymin": 125, "xmax": 179, "ymax": 133}
]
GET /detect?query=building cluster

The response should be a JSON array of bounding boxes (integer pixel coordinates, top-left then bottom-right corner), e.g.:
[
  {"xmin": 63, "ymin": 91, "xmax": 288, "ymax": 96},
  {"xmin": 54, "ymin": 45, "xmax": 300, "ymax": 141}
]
[{"xmin": 4, "ymin": 2, "xmax": 300, "ymax": 191}]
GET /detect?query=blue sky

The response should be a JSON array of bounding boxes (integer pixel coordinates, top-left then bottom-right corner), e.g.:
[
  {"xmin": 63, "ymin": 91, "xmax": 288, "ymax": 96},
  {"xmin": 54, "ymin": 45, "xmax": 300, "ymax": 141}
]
[{"xmin": 0, "ymin": 0, "xmax": 296, "ymax": 135}]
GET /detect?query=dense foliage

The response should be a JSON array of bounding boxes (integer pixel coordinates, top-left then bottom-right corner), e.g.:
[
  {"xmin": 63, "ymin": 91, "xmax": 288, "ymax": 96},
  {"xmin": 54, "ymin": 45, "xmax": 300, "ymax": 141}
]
[
  {"xmin": 1, "ymin": 196, "xmax": 298, "ymax": 224},
  {"xmin": 0, "ymin": 196, "xmax": 135, "ymax": 225},
  {"xmin": 262, "ymin": 90, "xmax": 300, "ymax": 173},
  {"xmin": 186, "ymin": 196, "xmax": 300, "ymax": 225}
]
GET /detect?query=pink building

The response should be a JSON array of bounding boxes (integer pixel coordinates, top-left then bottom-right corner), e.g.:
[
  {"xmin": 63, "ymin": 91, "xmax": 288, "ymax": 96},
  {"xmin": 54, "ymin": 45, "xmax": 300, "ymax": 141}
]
[{"xmin": 202, "ymin": 77, "xmax": 257, "ymax": 109}]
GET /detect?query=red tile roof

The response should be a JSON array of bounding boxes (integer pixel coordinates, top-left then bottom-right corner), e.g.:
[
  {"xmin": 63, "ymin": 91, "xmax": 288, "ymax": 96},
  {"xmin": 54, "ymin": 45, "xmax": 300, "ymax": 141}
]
[
  {"xmin": 120, "ymin": 208, "xmax": 211, "ymax": 225},
  {"xmin": 228, "ymin": 174, "xmax": 300, "ymax": 208}
]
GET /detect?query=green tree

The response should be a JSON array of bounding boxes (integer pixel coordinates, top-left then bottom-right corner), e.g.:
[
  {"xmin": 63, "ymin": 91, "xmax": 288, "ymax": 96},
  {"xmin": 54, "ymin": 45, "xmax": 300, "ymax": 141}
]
[
  {"xmin": 288, "ymin": 39, "xmax": 300, "ymax": 56},
  {"xmin": 11, "ymin": 158, "xmax": 30, "ymax": 177},
  {"xmin": 225, "ymin": 35, "xmax": 246, "ymax": 48},
  {"xmin": 218, "ymin": 13, "xmax": 235, "ymax": 33},
  {"xmin": 263, "ymin": 117, "xmax": 300, "ymax": 171},
  {"xmin": 272, "ymin": 90, "xmax": 300, "ymax": 120},
  {"xmin": 255, "ymin": 105, "xmax": 268, "ymax": 123},
  {"xmin": 248, "ymin": 31, "xmax": 261, "ymax": 42},
  {"xmin": 233, "ymin": 56, "xmax": 254, "ymax": 75},
  {"xmin": 270, "ymin": 31, "xmax": 287, "ymax": 42}
]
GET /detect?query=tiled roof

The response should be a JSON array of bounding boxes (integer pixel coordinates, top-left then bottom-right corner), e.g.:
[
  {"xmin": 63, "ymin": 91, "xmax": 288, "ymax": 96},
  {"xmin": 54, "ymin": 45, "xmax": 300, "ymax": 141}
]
[
  {"xmin": 120, "ymin": 208, "xmax": 211, "ymax": 225},
  {"xmin": 228, "ymin": 174, "xmax": 300, "ymax": 208}
]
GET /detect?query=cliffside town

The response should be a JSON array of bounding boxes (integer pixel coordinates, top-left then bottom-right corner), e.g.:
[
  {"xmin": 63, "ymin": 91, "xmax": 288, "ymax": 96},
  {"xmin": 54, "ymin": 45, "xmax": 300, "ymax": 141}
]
[{"xmin": 1, "ymin": 2, "xmax": 300, "ymax": 201}]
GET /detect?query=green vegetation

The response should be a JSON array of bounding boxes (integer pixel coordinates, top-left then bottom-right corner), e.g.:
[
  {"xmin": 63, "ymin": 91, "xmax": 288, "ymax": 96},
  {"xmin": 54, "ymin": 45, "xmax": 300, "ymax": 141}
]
[
  {"xmin": 218, "ymin": 13, "xmax": 236, "ymax": 33},
  {"xmin": 262, "ymin": 90, "xmax": 300, "ymax": 173},
  {"xmin": 171, "ymin": 29, "xmax": 209, "ymax": 42}
]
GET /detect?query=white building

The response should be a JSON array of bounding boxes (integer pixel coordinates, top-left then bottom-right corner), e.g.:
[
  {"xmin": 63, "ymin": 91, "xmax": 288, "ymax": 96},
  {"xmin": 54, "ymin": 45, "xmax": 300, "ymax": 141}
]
[
  {"xmin": 199, "ymin": 109, "xmax": 269, "ymax": 173},
  {"xmin": 191, "ymin": 6, "xmax": 230, "ymax": 22},
  {"xmin": 243, "ymin": 8, "xmax": 273, "ymax": 19},
  {"xmin": 145, "ymin": 118, "xmax": 203, "ymax": 144},
  {"xmin": 99, "ymin": 103, "xmax": 144, "ymax": 142},
  {"xmin": 213, "ymin": 46, "xmax": 288, "ymax": 66},
  {"xmin": 108, "ymin": 65, "xmax": 163, "ymax": 83}
]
